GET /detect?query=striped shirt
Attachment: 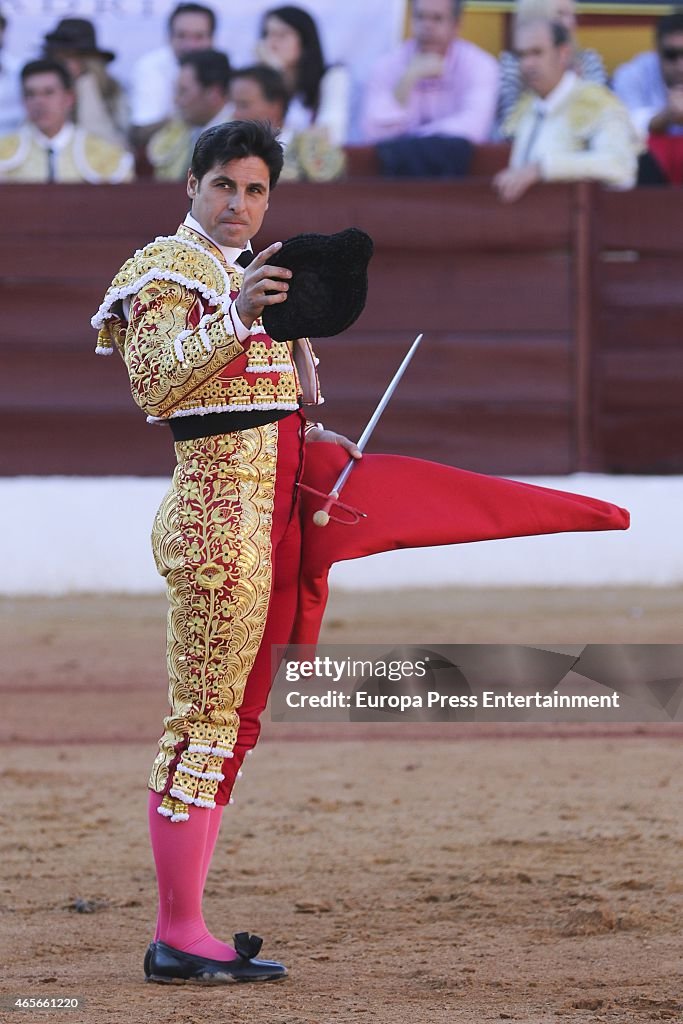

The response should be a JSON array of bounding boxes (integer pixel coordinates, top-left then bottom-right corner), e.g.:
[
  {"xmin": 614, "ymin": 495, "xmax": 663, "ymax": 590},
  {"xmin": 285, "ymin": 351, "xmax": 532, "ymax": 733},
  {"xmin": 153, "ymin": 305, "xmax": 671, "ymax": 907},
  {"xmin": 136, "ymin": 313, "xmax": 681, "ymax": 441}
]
[{"xmin": 495, "ymin": 47, "xmax": 607, "ymax": 138}]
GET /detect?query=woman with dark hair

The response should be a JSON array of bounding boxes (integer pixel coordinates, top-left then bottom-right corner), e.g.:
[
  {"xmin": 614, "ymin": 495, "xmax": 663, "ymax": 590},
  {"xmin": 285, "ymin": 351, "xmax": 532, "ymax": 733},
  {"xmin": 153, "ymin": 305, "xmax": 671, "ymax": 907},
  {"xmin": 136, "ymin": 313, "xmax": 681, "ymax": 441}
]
[{"xmin": 256, "ymin": 4, "xmax": 350, "ymax": 145}]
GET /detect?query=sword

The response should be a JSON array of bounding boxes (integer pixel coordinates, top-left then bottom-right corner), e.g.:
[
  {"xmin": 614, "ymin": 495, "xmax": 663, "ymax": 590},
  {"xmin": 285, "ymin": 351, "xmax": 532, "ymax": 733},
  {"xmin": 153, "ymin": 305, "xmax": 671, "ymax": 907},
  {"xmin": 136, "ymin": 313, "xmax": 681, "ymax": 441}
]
[{"xmin": 299, "ymin": 332, "xmax": 424, "ymax": 527}]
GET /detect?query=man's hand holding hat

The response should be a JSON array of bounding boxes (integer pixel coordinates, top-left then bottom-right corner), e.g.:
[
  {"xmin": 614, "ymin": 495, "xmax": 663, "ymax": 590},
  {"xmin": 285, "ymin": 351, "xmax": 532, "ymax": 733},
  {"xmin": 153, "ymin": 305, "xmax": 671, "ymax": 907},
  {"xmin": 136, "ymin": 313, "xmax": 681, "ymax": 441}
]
[
  {"xmin": 262, "ymin": 228, "xmax": 373, "ymax": 341},
  {"xmin": 238, "ymin": 228, "xmax": 373, "ymax": 337},
  {"xmin": 236, "ymin": 227, "xmax": 373, "ymax": 459},
  {"xmin": 235, "ymin": 241, "xmax": 293, "ymax": 330}
]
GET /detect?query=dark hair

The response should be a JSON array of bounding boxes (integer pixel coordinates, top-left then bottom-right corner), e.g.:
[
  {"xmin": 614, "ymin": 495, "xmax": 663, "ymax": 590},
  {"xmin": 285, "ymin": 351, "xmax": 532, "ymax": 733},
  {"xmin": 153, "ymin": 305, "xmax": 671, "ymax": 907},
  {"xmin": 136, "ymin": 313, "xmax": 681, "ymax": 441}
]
[
  {"xmin": 657, "ymin": 9, "xmax": 683, "ymax": 42},
  {"xmin": 231, "ymin": 64, "xmax": 290, "ymax": 112},
  {"xmin": 168, "ymin": 3, "xmax": 216, "ymax": 36},
  {"xmin": 179, "ymin": 48, "xmax": 231, "ymax": 90},
  {"xmin": 261, "ymin": 5, "xmax": 325, "ymax": 112},
  {"xmin": 411, "ymin": 0, "xmax": 462, "ymax": 17},
  {"xmin": 190, "ymin": 119, "xmax": 284, "ymax": 187},
  {"xmin": 550, "ymin": 20, "xmax": 570, "ymax": 46},
  {"xmin": 21, "ymin": 58, "xmax": 73, "ymax": 90}
]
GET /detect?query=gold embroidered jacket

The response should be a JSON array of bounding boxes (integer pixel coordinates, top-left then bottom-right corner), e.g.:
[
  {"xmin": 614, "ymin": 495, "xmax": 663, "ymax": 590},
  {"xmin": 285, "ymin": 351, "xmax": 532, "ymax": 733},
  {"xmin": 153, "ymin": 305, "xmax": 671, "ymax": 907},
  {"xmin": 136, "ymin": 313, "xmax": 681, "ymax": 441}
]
[
  {"xmin": 0, "ymin": 124, "xmax": 133, "ymax": 183},
  {"xmin": 505, "ymin": 79, "xmax": 640, "ymax": 188},
  {"xmin": 91, "ymin": 224, "xmax": 321, "ymax": 422}
]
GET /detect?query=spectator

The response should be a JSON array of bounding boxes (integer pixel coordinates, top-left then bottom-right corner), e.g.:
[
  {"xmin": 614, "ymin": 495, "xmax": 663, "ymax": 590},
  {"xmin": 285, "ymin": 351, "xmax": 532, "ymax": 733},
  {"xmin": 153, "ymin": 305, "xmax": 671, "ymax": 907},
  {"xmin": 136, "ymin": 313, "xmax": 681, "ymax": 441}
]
[
  {"xmin": 0, "ymin": 59, "xmax": 133, "ymax": 182},
  {"xmin": 130, "ymin": 3, "xmax": 217, "ymax": 145},
  {"xmin": 493, "ymin": 19, "xmax": 638, "ymax": 202},
  {"xmin": 229, "ymin": 63, "xmax": 342, "ymax": 181},
  {"xmin": 229, "ymin": 65, "xmax": 289, "ymax": 129},
  {"xmin": 613, "ymin": 10, "xmax": 683, "ymax": 185},
  {"xmin": 497, "ymin": 0, "xmax": 606, "ymax": 132},
  {"xmin": 360, "ymin": 0, "xmax": 498, "ymax": 146},
  {"xmin": 0, "ymin": 7, "xmax": 23, "ymax": 133},
  {"xmin": 147, "ymin": 49, "xmax": 232, "ymax": 181},
  {"xmin": 43, "ymin": 18, "xmax": 129, "ymax": 146},
  {"xmin": 256, "ymin": 5, "xmax": 350, "ymax": 145}
]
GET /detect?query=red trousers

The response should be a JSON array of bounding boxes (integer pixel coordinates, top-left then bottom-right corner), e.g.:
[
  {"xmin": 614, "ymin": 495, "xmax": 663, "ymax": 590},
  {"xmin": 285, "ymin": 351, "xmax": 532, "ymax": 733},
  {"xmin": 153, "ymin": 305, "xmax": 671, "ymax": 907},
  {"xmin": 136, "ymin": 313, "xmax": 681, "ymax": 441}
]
[{"xmin": 215, "ymin": 410, "xmax": 304, "ymax": 803}]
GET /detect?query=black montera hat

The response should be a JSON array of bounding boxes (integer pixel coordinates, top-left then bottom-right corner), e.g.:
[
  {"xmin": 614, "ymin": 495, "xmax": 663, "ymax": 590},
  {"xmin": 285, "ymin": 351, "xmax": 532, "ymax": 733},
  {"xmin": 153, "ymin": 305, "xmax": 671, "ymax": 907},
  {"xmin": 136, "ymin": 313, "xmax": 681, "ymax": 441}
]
[{"xmin": 261, "ymin": 227, "xmax": 373, "ymax": 342}]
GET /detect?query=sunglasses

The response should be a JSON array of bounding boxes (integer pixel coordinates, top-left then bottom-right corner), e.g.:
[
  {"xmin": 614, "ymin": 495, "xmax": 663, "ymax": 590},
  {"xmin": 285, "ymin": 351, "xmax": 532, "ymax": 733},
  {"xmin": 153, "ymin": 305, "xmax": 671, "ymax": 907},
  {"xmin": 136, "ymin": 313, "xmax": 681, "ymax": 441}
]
[{"xmin": 660, "ymin": 46, "xmax": 683, "ymax": 61}]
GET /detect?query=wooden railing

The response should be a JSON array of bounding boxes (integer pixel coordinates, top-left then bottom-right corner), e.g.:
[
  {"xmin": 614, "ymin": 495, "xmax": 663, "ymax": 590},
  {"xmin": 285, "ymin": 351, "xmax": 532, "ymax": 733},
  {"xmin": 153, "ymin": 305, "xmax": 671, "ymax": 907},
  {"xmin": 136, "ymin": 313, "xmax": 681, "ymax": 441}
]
[{"xmin": 0, "ymin": 179, "xmax": 681, "ymax": 476}]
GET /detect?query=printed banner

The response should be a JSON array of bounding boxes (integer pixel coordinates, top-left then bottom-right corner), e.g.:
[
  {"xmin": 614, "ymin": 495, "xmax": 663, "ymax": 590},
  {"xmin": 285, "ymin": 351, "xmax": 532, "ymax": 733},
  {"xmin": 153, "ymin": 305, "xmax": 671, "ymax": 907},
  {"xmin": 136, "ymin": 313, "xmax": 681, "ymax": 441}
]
[
  {"xmin": 271, "ymin": 644, "xmax": 683, "ymax": 723},
  {"xmin": 2, "ymin": 0, "xmax": 406, "ymax": 89}
]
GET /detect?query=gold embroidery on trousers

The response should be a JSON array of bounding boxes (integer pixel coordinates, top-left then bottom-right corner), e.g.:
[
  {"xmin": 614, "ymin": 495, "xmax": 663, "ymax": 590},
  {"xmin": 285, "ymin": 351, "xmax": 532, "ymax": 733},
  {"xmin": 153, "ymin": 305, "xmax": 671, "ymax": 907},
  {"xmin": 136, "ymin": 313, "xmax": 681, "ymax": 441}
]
[{"xmin": 149, "ymin": 423, "xmax": 278, "ymax": 819}]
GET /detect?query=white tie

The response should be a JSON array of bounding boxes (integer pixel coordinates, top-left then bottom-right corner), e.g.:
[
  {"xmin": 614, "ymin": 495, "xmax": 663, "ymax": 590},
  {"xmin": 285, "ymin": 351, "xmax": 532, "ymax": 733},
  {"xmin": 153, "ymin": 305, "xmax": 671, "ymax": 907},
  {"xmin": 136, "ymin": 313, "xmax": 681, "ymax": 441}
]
[{"xmin": 520, "ymin": 109, "xmax": 545, "ymax": 165}]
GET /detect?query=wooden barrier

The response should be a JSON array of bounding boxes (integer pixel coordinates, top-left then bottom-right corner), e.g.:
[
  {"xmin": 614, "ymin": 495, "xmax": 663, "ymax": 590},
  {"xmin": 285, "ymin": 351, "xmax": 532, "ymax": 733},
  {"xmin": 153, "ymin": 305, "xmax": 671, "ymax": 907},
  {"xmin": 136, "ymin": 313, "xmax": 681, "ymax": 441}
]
[
  {"xmin": 344, "ymin": 143, "xmax": 510, "ymax": 178},
  {"xmin": 0, "ymin": 180, "xmax": 681, "ymax": 476},
  {"xmin": 589, "ymin": 188, "xmax": 683, "ymax": 473}
]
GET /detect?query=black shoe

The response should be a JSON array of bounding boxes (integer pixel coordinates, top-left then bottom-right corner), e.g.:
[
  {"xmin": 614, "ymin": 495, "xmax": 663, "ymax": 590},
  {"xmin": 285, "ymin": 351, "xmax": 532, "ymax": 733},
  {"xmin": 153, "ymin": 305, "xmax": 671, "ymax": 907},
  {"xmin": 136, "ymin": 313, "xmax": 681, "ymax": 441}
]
[{"xmin": 144, "ymin": 932, "xmax": 287, "ymax": 984}]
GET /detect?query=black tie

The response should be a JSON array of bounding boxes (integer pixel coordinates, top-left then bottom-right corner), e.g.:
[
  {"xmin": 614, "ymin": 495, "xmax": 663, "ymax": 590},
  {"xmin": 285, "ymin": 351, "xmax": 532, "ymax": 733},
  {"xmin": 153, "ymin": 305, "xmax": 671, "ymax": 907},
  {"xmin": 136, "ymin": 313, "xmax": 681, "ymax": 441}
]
[
  {"xmin": 47, "ymin": 147, "xmax": 56, "ymax": 182},
  {"xmin": 236, "ymin": 250, "xmax": 255, "ymax": 269}
]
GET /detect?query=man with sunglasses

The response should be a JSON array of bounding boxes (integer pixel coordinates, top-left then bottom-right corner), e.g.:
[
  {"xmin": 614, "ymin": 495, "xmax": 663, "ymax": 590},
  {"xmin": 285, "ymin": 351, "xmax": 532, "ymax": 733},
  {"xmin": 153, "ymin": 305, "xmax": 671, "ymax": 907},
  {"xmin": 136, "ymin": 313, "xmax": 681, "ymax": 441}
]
[{"xmin": 614, "ymin": 10, "xmax": 683, "ymax": 183}]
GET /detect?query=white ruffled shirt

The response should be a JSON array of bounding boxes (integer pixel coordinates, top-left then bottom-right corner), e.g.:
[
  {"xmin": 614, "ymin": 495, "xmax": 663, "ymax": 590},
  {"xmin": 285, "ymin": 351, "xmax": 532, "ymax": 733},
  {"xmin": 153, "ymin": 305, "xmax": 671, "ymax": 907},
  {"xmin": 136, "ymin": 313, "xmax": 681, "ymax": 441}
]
[{"xmin": 30, "ymin": 122, "xmax": 75, "ymax": 152}]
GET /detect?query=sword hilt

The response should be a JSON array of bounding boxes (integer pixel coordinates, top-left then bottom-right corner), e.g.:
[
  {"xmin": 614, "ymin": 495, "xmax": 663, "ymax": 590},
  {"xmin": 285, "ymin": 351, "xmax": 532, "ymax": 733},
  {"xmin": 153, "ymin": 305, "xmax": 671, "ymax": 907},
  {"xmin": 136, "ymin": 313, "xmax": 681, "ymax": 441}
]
[
  {"xmin": 297, "ymin": 483, "xmax": 367, "ymax": 527},
  {"xmin": 312, "ymin": 492, "xmax": 337, "ymax": 527},
  {"xmin": 301, "ymin": 332, "xmax": 424, "ymax": 527}
]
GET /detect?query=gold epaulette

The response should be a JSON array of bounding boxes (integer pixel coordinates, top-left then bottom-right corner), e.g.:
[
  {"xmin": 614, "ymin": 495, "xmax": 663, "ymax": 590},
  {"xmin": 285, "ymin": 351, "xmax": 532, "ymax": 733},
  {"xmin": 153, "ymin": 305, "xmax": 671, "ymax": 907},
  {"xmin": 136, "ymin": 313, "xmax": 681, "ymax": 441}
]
[
  {"xmin": 564, "ymin": 83, "xmax": 629, "ymax": 134},
  {"xmin": 147, "ymin": 120, "xmax": 192, "ymax": 180},
  {"xmin": 0, "ymin": 132, "xmax": 21, "ymax": 165},
  {"xmin": 82, "ymin": 132, "xmax": 133, "ymax": 182},
  {"xmin": 91, "ymin": 233, "xmax": 232, "ymax": 354}
]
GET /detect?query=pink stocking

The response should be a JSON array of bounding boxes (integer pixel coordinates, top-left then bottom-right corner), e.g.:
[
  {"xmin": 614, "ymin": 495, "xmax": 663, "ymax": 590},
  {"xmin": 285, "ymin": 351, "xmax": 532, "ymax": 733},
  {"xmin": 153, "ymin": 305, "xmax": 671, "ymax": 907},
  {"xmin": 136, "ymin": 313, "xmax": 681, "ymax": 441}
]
[
  {"xmin": 148, "ymin": 792, "xmax": 236, "ymax": 960},
  {"xmin": 201, "ymin": 803, "xmax": 224, "ymax": 890}
]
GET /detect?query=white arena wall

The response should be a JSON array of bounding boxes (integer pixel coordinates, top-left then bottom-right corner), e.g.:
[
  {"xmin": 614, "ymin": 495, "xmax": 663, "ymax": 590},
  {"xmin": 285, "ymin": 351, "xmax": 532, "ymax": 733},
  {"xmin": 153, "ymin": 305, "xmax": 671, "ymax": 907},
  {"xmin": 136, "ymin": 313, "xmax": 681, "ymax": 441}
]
[{"xmin": 1, "ymin": 475, "xmax": 681, "ymax": 595}]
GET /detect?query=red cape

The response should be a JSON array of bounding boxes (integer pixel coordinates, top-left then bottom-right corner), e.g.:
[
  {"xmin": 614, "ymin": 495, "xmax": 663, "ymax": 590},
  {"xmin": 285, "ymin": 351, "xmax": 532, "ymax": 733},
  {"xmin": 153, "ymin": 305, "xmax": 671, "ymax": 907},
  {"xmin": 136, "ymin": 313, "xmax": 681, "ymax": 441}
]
[{"xmin": 292, "ymin": 447, "xmax": 629, "ymax": 645}]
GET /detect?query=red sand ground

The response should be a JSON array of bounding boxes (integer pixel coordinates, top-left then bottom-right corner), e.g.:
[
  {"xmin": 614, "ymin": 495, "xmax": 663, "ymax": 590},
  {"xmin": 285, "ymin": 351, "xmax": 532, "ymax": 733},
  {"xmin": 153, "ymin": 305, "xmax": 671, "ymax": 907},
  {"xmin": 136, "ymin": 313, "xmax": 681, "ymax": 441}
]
[{"xmin": 2, "ymin": 588, "xmax": 682, "ymax": 1024}]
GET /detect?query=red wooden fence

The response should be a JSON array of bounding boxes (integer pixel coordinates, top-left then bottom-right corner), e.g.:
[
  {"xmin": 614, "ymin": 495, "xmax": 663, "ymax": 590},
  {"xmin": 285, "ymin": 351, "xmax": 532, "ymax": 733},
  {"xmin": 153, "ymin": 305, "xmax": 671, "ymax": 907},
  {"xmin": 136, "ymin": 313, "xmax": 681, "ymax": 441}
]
[{"xmin": 0, "ymin": 180, "xmax": 681, "ymax": 475}]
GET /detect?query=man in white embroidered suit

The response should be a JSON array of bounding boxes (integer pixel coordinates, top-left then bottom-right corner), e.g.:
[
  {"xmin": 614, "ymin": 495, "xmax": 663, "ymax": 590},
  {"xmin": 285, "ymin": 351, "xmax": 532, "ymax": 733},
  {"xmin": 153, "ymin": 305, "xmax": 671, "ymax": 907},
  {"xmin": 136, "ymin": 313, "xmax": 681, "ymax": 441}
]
[
  {"xmin": 0, "ymin": 58, "xmax": 132, "ymax": 182},
  {"xmin": 493, "ymin": 17, "xmax": 639, "ymax": 203}
]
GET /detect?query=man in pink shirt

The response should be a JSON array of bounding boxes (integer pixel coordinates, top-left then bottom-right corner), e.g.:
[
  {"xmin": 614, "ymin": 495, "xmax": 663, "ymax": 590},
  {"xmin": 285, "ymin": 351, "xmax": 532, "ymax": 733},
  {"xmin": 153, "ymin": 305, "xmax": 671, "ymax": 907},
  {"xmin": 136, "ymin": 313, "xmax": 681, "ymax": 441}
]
[{"xmin": 361, "ymin": 0, "xmax": 498, "ymax": 145}]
